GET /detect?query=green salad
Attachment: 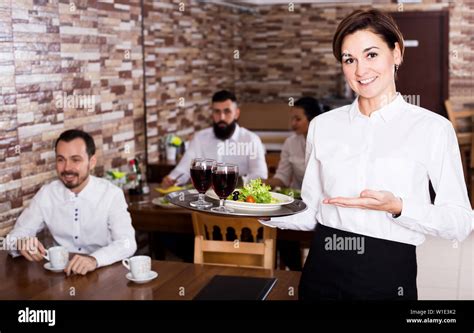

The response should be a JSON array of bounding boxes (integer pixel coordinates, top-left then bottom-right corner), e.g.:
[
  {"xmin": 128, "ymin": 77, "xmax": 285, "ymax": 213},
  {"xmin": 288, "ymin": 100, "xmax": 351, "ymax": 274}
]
[
  {"xmin": 275, "ymin": 187, "xmax": 301, "ymax": 200},
  {"xmin": 227, "ymin": 178, "xmax": 279, "ymax": 204}
]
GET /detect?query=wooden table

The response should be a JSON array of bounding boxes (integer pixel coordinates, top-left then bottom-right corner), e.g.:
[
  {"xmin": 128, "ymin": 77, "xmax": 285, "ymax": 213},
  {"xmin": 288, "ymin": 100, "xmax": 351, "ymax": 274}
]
[{"xmin": 0, "ymin": 252, "xmax": 300, "ymax": 300}]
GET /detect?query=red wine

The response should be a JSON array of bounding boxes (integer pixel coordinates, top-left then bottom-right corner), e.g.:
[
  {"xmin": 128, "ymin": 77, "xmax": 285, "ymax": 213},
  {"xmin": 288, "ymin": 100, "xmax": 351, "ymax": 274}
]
[
  {"xmin": 212, "ymin": 171, "xmax": 238, "ymax": 198},
  {"xmin": 190, "ymin": 167, "xmax": 212, "ymax": 193}
]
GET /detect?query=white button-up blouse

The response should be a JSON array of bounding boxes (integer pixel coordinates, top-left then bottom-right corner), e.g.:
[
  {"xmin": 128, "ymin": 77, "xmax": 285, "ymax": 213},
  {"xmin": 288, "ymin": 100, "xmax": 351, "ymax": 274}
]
[{"xmin": 265, "ymin": 94, "xmax": 473, "ymax": 245}]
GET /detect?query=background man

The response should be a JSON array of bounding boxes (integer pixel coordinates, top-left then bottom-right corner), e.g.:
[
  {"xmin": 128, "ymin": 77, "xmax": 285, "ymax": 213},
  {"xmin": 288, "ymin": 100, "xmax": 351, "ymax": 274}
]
[{"xmin": 161, "ymin": 90, "xmax": 268, "ymax": 188}]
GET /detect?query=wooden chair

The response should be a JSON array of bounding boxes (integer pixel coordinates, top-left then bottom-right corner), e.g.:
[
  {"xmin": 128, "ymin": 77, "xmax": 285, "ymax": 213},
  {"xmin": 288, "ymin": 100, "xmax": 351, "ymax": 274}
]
[
  {"xmin": 192, "ymin": 212, "xmax": 276, "ymax": 269},
  {"xmin": 445, "ymin": 100, "xmax": 474, "ymax": 187},
  {"xmin": 265, "ymin": 152, "xmax": 280, "ymax": 178}
]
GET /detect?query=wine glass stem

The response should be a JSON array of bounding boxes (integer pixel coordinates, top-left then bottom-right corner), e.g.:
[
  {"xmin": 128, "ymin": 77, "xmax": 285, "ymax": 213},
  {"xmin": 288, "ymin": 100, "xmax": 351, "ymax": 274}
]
[
  {"xmin": 219, "ymin": 198, "xmax": 224, "ymax": 209},
  {"xmin": 198, "ymin": 193, "xmax": 205, "ymax": 203}
]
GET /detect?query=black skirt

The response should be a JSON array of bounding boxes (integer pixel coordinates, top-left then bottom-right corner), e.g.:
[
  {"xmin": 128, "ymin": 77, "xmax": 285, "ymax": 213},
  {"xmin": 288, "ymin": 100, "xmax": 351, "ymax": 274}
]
[{"xmin": 299, "ymin": 223, "xmax": 417, "ymax": 300}]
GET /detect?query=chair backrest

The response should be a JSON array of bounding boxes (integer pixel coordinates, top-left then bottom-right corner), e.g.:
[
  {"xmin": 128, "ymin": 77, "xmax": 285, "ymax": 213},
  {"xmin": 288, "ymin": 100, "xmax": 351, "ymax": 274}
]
[
  {"xmin": 445, "ymin": 99, "xmax": 474, "ymax": 134},
  {"xmin": 266, "ymin": 152, "xmax": 281, "ymax": 178},
  {"xmin": 192, "ymin": 212, "xmax": 276, "ymax": 269},
  {"xmin": 445, "ymin": 100, "xmax": 460, "ymax": 132}
]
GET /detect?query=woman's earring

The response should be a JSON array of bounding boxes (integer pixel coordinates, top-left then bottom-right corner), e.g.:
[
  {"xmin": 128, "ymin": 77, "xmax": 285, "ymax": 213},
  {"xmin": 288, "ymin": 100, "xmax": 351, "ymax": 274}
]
[{"xmin": 395, "ymin": 64, "xmax": 399, "ymax": 72}]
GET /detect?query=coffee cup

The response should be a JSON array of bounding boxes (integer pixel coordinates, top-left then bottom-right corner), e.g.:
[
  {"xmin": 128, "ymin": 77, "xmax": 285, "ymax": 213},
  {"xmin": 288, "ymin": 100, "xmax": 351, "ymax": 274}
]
[
  {"xmin": 122, "ymin": 255, "xmax": 151, "ymax": 279},
  {"xmin": 43, "ymin": 246, "xmax": 69, "ymax": 269}
]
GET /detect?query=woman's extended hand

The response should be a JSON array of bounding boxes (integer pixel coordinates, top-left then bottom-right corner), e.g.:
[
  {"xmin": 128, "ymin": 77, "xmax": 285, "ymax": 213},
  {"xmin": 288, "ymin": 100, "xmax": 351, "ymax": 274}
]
[{"xmin": 323, "ymin": 189, "xmax": 402, "ymax": 215}]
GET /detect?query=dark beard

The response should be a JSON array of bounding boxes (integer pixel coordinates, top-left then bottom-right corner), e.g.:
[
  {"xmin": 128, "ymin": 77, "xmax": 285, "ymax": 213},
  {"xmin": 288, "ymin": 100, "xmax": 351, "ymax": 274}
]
[
  {"xmin": 61, "ymin": 173, "xmax": 89, "ymax": 189},
  {"xmin": 60, "ymin": 165, "xmax": 90, "ymax": 190},
  {"xmin": 213, "ymin": 120, "xmax": 237, "ymax": 140}
]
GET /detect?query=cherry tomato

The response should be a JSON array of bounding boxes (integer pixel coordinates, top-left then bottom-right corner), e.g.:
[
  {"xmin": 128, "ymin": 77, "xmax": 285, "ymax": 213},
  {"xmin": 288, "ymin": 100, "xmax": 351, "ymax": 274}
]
[{"xmin": 246, "ymin": 196, "xmax": 256, "ymax": 203}]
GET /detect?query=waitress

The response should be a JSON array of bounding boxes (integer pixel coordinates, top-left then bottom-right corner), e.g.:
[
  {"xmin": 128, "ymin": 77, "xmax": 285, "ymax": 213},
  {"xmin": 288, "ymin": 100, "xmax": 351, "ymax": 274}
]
[{"xmin": 262, "ymin": 9, "xmax": 472, "ymax": 300}]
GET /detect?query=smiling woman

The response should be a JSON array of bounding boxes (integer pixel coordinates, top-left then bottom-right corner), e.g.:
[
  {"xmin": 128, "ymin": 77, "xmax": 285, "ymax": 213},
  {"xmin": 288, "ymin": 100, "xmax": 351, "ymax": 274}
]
[
  {"xmin": 333, "ymin": 9, "xmax": 404, "ymax": 116},
  {"xmin": 260, "ymin": 9, "xmax": 472, "ymax": 301}
]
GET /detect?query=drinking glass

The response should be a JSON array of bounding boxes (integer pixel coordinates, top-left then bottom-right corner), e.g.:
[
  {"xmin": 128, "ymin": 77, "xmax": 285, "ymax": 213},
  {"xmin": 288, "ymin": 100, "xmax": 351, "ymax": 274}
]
[
  {"xmin": 211, "ymin": 163, "xmax": 239, "ymax": 213},
  {"xmin": 189, "ymin": 158, "xmax": 214, "ymax": 209}
]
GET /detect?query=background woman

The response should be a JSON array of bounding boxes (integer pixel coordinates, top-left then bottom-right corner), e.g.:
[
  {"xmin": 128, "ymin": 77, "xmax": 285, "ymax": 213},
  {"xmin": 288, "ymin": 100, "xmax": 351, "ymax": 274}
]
[{"xmin": 266, "ymin": 96, "xmax": 324, "ymax": 190}]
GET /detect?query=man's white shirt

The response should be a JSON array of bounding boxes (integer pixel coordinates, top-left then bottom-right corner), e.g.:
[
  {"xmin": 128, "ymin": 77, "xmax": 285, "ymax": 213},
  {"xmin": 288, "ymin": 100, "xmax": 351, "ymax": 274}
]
[
  {"xmin": 169, "ymin": 124, "xmax": 268, "ymax": 184},
  {"xmin": 8, "ymin": 176, "xmax": 137, "ymax": 267}
]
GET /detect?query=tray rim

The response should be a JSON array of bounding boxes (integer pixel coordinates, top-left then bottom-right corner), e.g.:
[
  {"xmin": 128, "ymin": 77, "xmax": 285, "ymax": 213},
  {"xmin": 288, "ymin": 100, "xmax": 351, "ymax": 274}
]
[{"xmin": 166, "ymin": 189, "xmax": 307, "ymax": 218}]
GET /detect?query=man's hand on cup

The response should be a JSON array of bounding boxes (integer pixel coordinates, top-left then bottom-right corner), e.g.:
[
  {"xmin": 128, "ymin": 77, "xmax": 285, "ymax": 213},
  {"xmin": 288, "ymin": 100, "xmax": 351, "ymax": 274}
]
[
  {"xmin": 17, "ymin": 237, "xmax": 46, "ymax": 262},
  {"xmin": 65, "ymin": 254, "xmax": 98, "ymax": 276}
]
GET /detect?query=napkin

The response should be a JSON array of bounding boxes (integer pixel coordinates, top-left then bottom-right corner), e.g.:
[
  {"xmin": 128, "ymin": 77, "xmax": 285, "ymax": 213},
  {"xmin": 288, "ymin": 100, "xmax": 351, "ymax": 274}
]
[{"xmin": 155, "ymin": 185, "xmax": 184, "ymax": 194}]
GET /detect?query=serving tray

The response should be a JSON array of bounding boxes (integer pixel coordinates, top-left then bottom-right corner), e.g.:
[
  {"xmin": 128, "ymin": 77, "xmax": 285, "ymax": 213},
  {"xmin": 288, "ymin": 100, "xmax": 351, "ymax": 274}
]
[{"xmin": 166, "ymin": 189, "xmax": 307, "ymax": 218}]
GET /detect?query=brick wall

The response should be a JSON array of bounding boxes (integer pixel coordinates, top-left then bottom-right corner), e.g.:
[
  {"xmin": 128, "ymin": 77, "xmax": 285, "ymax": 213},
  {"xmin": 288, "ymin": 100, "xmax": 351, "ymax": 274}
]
[
  {"xmin": 448, "ymin": 0, "xmax": 474, "ymax": 111},
  {"xmin": 143, "ymin": 0, "xmax": 241, "ymax": 163},
  {"xmin": 236, "ymin": 1, "xmax": 473, "ymax": 107},
  {"xmin": 0, "ymin": 0, "xmax": 145, "ymax": 230}
]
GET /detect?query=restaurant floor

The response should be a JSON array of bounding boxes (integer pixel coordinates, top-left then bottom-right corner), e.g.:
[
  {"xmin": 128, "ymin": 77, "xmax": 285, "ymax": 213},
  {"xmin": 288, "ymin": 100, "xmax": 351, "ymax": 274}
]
[{"xmin": 417, "ymin": 232, "xmax": 473, "ymax": 300}]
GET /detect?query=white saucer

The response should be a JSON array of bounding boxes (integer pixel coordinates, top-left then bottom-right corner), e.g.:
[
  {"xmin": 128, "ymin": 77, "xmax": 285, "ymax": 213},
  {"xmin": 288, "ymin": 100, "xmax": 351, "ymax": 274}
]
[
  {"xmin": 43, "ymin": 262, "xmax": 66, "ymax": 273},
  {"xmin": 126, "ymin": 271, "xmax": 158, "ymax": 284}
]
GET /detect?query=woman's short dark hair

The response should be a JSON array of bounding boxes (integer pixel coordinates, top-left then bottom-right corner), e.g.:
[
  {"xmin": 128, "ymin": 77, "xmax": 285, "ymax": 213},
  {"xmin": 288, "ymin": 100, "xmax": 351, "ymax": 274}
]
[
  {"xmin": 55, "ymin": 129, "xmax": 96, "ymax": 158},
  {"xmin": 294, "ymin": 97, "xmax": 324, "ymax": 122},
  {"xmin": 332, "ymin": 9, "xmax": 404, "ymax": 66}
]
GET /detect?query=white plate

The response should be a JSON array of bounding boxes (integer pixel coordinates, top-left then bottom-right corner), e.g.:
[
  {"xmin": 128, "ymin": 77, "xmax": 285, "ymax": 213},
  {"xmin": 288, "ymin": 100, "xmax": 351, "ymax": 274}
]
[
  {"xmin": 43, "ymin": 262, "xmax": 66, "ymax": 273},
  {"xmin": 126, "ymin": 271, "xmax": 158, "ymax": 284},
  {"xmin": 152, "ymin": 197, "xmax": 178, "ymax": 208},
  {"xmin": 205, "ymin": 189, "xmax": 294, "ymax": 211}
]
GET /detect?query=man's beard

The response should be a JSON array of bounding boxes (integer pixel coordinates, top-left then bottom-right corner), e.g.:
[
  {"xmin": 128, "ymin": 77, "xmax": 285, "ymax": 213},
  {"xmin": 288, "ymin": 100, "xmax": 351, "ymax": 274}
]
[
  {"xmin": 213, "ymin": 120, "xmax": 237, "ymax": 140},
  {"xmin": 60, "ymin": 169, "xmax": 89, "ymax": 190}
]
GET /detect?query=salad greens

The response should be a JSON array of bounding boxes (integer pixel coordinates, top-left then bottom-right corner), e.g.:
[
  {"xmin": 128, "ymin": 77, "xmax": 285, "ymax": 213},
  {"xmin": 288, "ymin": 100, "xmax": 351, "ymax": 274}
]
[
  {"xmin": 275, "ymin": 187, "xmax": 301, "ymax": 200},
  {"xmin": 227, "ymin": 178, "xmax": 278, "ymax": 204}
]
